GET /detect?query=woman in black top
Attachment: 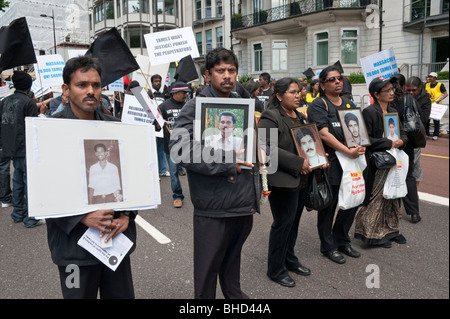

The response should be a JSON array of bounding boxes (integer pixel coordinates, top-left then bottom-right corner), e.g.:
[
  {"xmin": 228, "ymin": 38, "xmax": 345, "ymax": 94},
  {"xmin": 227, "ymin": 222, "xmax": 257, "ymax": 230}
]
[
  {"xmin": 258, "ymin": 78, "xmax": 318, "ymax": 287},
  {"xmin": 307, "ymin": 65, "xmax": 365, "ymax": 264}
]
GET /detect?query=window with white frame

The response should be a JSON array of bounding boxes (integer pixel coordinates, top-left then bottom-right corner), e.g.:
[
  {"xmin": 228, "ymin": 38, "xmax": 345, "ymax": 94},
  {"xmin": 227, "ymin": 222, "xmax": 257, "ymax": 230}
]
[
  {"xmin": 272, "ymin": 40, "xmax": 288, "ymax": 71},
  {"xmin": 196, "ymin": 32, "xmax": 203, "ymax": 54},
  {"xmin": 315, "ymin": 31, "xmax": 328, "ymax": 66},
  {"xmin": 253, "ymin": 43, "xmax": 263, "ymax": 72},
  {"xmin": 206, "ymin": 29, "xmax": 213, "ymax": 52},
  {"xmin": 341, "ymin": 29, "xmax": 358, "ymax": 65},
  {"xmin": 216, "ymin": 27, "xmax": 223, "ymax": 48}
]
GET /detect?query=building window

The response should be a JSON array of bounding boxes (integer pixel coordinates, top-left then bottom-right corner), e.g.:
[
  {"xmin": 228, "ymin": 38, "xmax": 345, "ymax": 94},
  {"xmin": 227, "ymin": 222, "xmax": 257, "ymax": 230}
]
[
  {"xmin": 253, "ymin": 43, "xmax": 263, "ymax": 72},
  {"xmin": 128, "ymin": 0, "xmax": 140, "ymax": 13},
  {"xmin": 123, "ymin": 0, "xmax": 127, "ymax": 14},
  {"xmin": 272, "ymin": 40, "xmax": 287, "ymax": 71},
  {"xmin": 141, "ymin": 0, "xmax": 149, "ymax": 13},
  {"xmin": 105, "ymin": 1, "xmax": 114, "ymax": 19},
  {"xmin": 196, "ymin": 32, "xmax": 203, "ymax": 54},
  {"xmin": 216, "ymin": 27, "xmax": 223, "ymax": 48},
  {"xmin": 164, "ymin": 0, "xmax": 176, "ymax": 15},
  {"xmin": 195, "ymin": 0, "xmax": 202, "ymax": 20},
  {"xmin": 444, "ymin": 0, "xmax": 449, "ymax": 14},
  {"xmin": 206, "ymin": 29, "xmax": 213, "ymax": 52},
  {"xmin": 89, "ymin": 13, "xmax": 93, "ymax": 30},
  {"xmin": 216, "ymin": 0, "xmax": 223, "ymax": 17},
  {"xmin": 341, "ymin": 29, "xmax": 358, "ymax": 64},
  {"xmin": 315, "ymin": 32, "xmax": 328, "ymax": 66},
  {"xmin": 205, "ymin": 0, "xmax": 212, "ymax": 18},
  {"xmin": 117, "ymin": 0, "xmax": 121, "ymax": 17},
  {"xmin": 125, "ymin": 28, "xmax": 142, "ymax": 48},
  {"xmin": 94, "ymin": 4, "xmax": 105, "ymax": 23}
]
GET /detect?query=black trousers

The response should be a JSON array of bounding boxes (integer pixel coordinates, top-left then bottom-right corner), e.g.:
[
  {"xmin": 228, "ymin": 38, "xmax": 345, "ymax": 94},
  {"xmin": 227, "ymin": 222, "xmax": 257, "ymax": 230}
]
[
  {"xmin": 193, "ymin": 214, "xmax": 253, "ymax": 299},
  {"xmin": 57, "ymin": 255, "xmax": 135, "ymax": 299},
  {"xmin": 402, "ymin": 147, "xmax": 419, "ymax": 216},
  {"xmin": 267, "ymin": 186, "xmax": 307, "ymax": 280},
  {"xmin": 317, "ymin": 184, "xmax": 357, "ymax": 255}
]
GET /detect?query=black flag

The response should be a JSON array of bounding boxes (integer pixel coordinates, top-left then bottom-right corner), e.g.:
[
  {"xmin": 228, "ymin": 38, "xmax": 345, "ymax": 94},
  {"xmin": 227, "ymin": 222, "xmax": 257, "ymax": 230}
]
[
  {"xmin": 302, "ymin": 68, "xmax": 315, "ymax": 79},
  {"xmin": 85, "ymin": 28, "xmax": 140, "ymax": 87},
  {"xmin": 0, "ymin": 17, "xmax": 37, "ymax": 73},
  {"xmin": 174, "ymin": 55, "xmax": 198, "ymax": 83},
  {"xmin": 333, "ymin": 60, "xmax": 344, "ymax": 74}
]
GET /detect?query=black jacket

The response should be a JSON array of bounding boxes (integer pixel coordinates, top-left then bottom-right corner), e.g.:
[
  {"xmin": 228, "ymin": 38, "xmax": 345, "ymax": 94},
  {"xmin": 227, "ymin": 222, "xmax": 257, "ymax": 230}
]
[
  {"xmin": 257, "ymin": 104, "xmax": 309, "ymax": 189},
  {"xmin": 46, "ymin": 107, "xmax": 137, "ymax": 266},
  {"xmin": 159, "ymin": 96, "xmax": 185, "ymax": 153},
  {"xmin": 0, "ymin": 90, "xmax": 39, "ymax": 157},
  {"xmin": 169, "ymin": 87, "xmax": 260, "ymax": 218}
]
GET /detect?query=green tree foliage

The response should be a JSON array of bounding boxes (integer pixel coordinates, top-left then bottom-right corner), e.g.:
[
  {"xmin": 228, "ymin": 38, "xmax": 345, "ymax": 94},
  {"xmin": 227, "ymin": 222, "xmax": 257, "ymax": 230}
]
[{"xmin": 0, "ymin": 0, "xmax": 10, "ymax": 12}]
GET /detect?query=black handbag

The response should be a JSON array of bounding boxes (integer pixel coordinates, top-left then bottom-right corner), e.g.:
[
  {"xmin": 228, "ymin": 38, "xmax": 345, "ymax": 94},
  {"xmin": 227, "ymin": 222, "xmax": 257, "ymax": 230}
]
[
  {"xmin": 305, "ymin": 169, "xmax": 333, "ymax": 212},
  {"xmin": 370, "ymin": 151, "xmax": 396, "ymax": 169},
  {"xmin": 403, "ymin": 95, "xmax": 427, "ymax": 148}
]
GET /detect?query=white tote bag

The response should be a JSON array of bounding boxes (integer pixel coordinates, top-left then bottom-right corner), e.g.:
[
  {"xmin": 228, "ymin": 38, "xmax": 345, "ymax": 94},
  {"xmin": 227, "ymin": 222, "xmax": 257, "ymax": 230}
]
[
  {"xmin": 336, "ymin": 151, "xmax": 367, "ymax": 210},
  {"xmin": 383, "ymin": 148, "xmax": 409, "ymax": 199}
]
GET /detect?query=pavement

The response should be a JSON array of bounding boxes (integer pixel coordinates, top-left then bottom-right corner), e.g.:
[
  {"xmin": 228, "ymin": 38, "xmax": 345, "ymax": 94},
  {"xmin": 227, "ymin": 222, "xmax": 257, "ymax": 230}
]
[{"xmin": 0, "ymin": 138, "xmax": 448, "ymax": 308}]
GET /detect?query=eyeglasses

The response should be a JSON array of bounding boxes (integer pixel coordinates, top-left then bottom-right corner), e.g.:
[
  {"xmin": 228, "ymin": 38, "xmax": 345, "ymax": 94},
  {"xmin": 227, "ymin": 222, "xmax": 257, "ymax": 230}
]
[
  {"xmin": 324, "ymin": 75, "xmax": 344, "ymax": 83},
  {"xmin": 406, "ymin": 88, "xmax": 418, "ymax": 93},
  {"xmin": 380, "ymin": 87, "xmax": 395, "ymax": 93}
]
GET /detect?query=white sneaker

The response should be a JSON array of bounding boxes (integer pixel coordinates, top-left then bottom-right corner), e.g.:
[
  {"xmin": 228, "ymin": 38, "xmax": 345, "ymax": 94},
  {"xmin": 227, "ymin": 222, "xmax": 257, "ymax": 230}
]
[
  {"xmin": 1, "ymin": 202, "xmax": 12, "ymax": 208},
  {"xmin": 432, "ymin": 136, "xmax": 438, "ymax": 140},
  {"xmin": 160, "ymin": 171, "xmax": 170, "ymax": 177}
]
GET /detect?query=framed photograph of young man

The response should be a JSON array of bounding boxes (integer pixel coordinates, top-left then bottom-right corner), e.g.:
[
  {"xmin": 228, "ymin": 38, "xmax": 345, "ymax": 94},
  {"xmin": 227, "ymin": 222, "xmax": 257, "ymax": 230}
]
[
  {"xmin": 337, "ymin": 108, "xmax": 371, "ymax": 148},
  {"xmin": 290, "ymin": 123, "xmax": 328, "ymax": 170},
  {"xmin": 194, "ymin": 97, "xmax": 255, "ymax": 167},
  {"xmin": 383, "ymin": 113, "xmax": 400, "ymax": 141}
]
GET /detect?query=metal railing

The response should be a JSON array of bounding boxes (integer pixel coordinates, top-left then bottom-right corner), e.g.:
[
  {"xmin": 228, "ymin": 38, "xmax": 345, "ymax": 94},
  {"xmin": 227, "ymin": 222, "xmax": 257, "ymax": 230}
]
[
  {"xmin": 231, "ymin": 0, "xmax": 378, "ymax": 30},
  {"xmin": 408, "ymin": 62, "xmax": 448, "ymax": 78}
]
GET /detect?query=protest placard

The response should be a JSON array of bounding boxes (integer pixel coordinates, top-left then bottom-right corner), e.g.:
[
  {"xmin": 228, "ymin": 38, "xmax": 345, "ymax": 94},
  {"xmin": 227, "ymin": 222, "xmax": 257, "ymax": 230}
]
[
  {"xmin": 34, "ymin": 54, "xmax": 65, "ymax": 88},
  {"xmin": 26, "ymin": 117, "xmax": 160, "ymax": 219},
  {"xmin": 108, "ymin": 77, "xmax": 124, "ymax": 93},
  {"xmin": 430, "ymin": 103, "xmax": 448, "ymax": 121},
  {"xmin": 144, "ymin": 27, "xmax": 199, "ymax": 65},
  {"xmin": 130, "ymin": 86, "xmax": 165, "ymax": 129},
  {"xmin": 360, "ymin": 47, "xmax": 399, "ymax": 88}
]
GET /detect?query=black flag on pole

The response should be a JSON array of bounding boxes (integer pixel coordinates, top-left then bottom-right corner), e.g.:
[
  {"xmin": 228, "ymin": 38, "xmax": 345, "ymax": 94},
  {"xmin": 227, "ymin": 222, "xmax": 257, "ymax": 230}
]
[
  {"xmin": 302, "ymin": 68, "xmax": 315, "ymax": 79},
  {"xmin": 174, "ymin": 55, "xmax": 198, "ymax": 83},
  {"xmin": 0, "ymin": 17, "xmax": 37, "ymax": 73},
  {"xmin": 85, "ymin": 28, "xmax": 140, "ymax": 87}
]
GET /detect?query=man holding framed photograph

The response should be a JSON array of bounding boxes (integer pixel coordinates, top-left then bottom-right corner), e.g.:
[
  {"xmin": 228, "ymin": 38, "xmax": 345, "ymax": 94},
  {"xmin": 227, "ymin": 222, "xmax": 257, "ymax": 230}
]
[{"xmin": 169, "ymin": 48, "xmax": 259, "ymax": 299}]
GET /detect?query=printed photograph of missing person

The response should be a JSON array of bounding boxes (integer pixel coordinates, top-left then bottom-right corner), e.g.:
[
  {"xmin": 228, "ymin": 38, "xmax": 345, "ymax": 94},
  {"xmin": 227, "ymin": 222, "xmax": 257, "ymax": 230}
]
[
  {"xmin": 84, "ymin": 139, "xmax": 124, "ymax": 205},
  {"xmin": 337, "ymin": 108, "xmax": 371, "ymax": 148},
  {"xmin": 383, "ymin": 113, "xmax": 400, "ymax": 141},
  {"xmin": 290, "ymin": 124, "xmax": 328, "ymax": 169}
]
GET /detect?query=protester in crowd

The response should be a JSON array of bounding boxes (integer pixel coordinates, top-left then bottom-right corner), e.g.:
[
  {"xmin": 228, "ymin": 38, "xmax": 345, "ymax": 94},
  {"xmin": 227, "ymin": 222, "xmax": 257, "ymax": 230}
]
[
  {"xmin": 49, "ymin": 92, "xmax": 69, "ymax": 116},
  {"xmin": 148, "ymin": 74, "xmax": 170, "ymax": 177},
  {"xmin": 245, "ymin": 81, "xmax": 265, "ymax": 112},
  {"xmin": 307, "ymin": 65, "xmax": 364, "ymax": 264},
  {"xmin": 0, "ymin": 145, "xmax": 11, "ymax": 208},
  {"xmin": 159, "ymin": 81, "xmax": 188, "ymax": 208},
  {"xmin": 257, "ymin": 72, "xmax": 274, "ymax": 109},
  {"xmin": 391, "ymin": 73, "xmax": 422, "ymax": 224},
  {"xmin": 425, "ymin": 72, "xmax": 448, "ymax": 140},
  {"xmin": 0, "ymin": 71, "xmax": 46, "ymax": 227},
  {"xmin": 169, "ymin": 48, "xmax": 259, "ymax": 299},
  {"xmin": 356, "ymin": 77, "xmax": 408, "ymax": 247},
  {"xmin": 258, "ymin": 77, "xmax": 321, "ymax": 288},
  {"xmin": 298, "ymin": 83, "xmax": 308, "ymax": 107},
  {"xmin": 47, "ymin": 56, "xmax": 137, "ymax": 299},
  {"xmin": 305, "ymin": 79, "xmax": 320, "ymax": 104},
  {"xmin": 113, "ymin": 91, "xmax": 123, "ymax": 119},
  {"xmin": 406, "ymin": 76, "xmax": 432, "ymax": 190}
]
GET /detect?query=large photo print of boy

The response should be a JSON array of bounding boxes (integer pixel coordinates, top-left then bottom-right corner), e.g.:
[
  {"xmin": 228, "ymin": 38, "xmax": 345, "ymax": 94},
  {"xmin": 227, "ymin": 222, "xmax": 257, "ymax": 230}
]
[
  {"xmin": 383, "ymin": 113, "xmax": 401, "ymax": 141},
  {"xmin": 337, "ymin": 108, "xmax": 371, "ymax": 148},
  {"xmin": 195, "ymin": 97, "xmax": 255, "ymax": 167},
  {"xmin": 290, "ymin": 123, "xmax": 328, "ymax": 170}
]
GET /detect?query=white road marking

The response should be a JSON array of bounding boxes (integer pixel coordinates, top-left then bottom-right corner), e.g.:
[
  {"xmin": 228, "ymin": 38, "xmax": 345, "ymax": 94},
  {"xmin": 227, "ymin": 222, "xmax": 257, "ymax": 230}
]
[
  {"xmin": 135, "ymin": 215, "xmax": 171, "ymax": 244},
  {"xmin": 418, "ymin": 192, "xmax": 449, "ymax": 207}
]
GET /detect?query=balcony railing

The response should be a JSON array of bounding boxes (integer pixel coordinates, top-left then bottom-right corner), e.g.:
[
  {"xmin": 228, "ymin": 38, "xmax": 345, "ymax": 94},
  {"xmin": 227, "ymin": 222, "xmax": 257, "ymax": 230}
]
[
  {"xmin": 403, "ymin": 0, "xmax": 449, "ymax": 26},
  {"xmin": 231, "ymin": 0, "xmax": 378, "ymax": 30}
]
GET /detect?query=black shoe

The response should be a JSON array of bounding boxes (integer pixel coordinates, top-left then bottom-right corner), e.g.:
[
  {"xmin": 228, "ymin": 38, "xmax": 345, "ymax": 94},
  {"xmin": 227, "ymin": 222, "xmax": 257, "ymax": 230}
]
[
  {"xmin": 269, "ymin": 275, "xmax": 295, "ymax": 287},
  {"xmin": 411, "ymin": 214, "xmax": 422, "ymax": 223},
  {"xmin": 391, "ymin": 234, "xmax": 407, "ymax": 244},
  {"xmin": 325, "ymin": 250, "xmax": 346, "ymax": 264},
  {"xmin": 380, "ymin": 241, "xmax": 392, "ymax": 248},
  {"xmin": 288, "ymin": 263, "xmax": 311, "ymax": 276},
  {"xmin": 178, "ymin": 167, "xmax": 186, "ymax": 176},
  {"xmin": 338, "ymin": 246, "xmax": 361, "ymax": 258}
]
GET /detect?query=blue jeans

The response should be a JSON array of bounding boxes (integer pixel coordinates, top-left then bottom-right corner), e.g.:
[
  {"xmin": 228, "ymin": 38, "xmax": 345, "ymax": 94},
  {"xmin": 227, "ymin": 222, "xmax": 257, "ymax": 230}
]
[
  {"xmin": 11, "ymin": 157, "xmax": 38, "ymax": 227},
  {"xmin": 0, "ymin": 149, "xmax": 12, "ymax": 204},
  {"xmin": 166, "ymin": 152, "xmax": 184, "ymax": 201},
  {"xmin": 156, "ymin": 137, "xmax": 168, "ymax": 174}
]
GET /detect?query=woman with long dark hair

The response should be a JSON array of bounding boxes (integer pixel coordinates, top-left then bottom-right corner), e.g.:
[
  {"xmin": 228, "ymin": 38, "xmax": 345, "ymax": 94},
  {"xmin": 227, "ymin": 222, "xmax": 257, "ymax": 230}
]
[
  {"xmin": 258, "ymin": 77, "xmax": 323, "ymax": 287},
  {"xmin": 307, "ymin": 65, "xmax": 365, "ymax": 264}
]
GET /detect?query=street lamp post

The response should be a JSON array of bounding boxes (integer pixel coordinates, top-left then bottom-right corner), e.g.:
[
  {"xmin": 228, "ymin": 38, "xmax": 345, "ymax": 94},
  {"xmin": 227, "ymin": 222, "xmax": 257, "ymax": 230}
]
[{"xmin": 40, "ymin": 9, "xmax": 57, "ymax": 54}]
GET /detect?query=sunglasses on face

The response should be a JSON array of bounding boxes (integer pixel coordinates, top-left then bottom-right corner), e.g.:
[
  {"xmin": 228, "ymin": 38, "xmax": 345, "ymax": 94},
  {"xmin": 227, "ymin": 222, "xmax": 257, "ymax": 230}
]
[{"xmin": 324, "ymin": 75, "xmax": 344, "ymax": 83}]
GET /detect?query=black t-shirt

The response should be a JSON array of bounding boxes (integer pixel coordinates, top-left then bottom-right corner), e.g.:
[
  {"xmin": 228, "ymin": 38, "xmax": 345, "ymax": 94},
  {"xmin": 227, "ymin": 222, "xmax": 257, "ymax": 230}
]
[{"xmin": 307, "ymin": 95, "xmax": 356, "ymax": 185}]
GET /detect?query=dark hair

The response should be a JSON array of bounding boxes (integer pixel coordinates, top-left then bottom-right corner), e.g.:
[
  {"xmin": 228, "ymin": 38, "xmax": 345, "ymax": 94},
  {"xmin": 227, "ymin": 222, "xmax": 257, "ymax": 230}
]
[
  {"xmin": 94, "ymin": 143, "xmax": 107, "ymax": 152},
  {"xmin": 267, "ymin": 77, "xmax": 297, "ymax": 108},
  {"xmin": 344, "ymin": 112, "xmax": 359, "ymax": 127},
  {"xmin": 218, "ymin": 111, "xmax": 236, "ymax": 124},
  {"xmin": 392, "ymin": 73, "xmax": 406, "ymax": 101},
  {"xmin": 318, "ymin": 65, "xmax": 341, "ymax": 95},
  {"xmin": 309, "ymin": 79, "xmax": 319, "ymax": 93},
  {"xmin": 259, "ymin": 72, "xmax": 271, "ymax": 82},
  {"xmin": 151, "ymin": 74, "xmax": 162, "ymax": 82},
  {"xmin": 299, "ymin": 128, "xmax": 316, "ymax": 142},
  {"xmin": 129, "ymin": 80, "xmax": 140, "ymax": 89},
  {"xmin": 246, "ymin": 81, "xmax": 259, "ymax": 94},
  {"xmin": 205, "ymin": 48, "xmax": 238, "ymax": 72},
  {"xmin": 406, "ymin": 76, "xmax": 424, "ymax": 90},
  {"xmin": 63, "ymin": 56, "xmax": 102, "ymax": 85},
  {"xmin": 388, "ymin": 117, "xmax": 395, "ymax": 126}
]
